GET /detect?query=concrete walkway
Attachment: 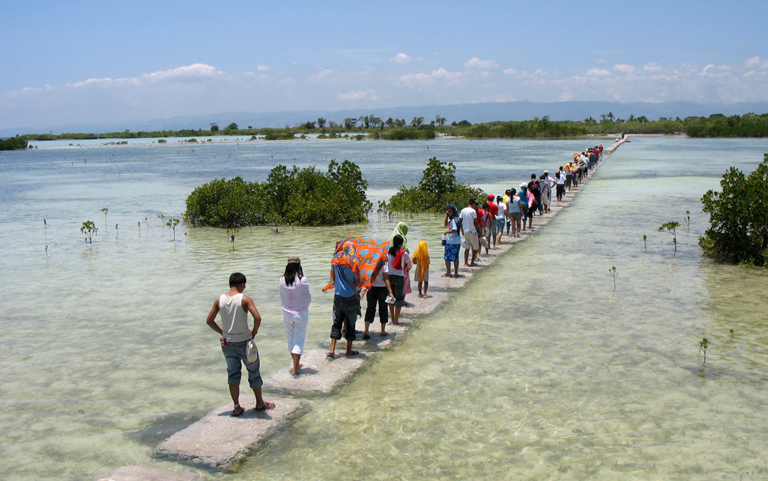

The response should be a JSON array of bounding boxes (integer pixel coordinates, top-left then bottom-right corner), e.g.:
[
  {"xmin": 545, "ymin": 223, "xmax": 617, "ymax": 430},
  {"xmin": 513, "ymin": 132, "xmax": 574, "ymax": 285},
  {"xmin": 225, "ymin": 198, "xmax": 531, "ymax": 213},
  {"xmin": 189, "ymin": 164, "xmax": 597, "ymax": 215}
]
[{"xmin": 102, "ymin": 137, "xmax": 628, "ymax": 479}]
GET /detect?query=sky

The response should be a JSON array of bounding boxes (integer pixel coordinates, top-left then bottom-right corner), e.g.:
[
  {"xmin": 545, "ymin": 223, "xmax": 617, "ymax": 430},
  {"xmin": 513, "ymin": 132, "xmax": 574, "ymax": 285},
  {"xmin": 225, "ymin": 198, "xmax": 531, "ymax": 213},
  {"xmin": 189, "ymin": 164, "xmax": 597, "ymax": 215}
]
[{"xmin": 1, "ymin": 0, "xmax": 767, "ymax": 130}]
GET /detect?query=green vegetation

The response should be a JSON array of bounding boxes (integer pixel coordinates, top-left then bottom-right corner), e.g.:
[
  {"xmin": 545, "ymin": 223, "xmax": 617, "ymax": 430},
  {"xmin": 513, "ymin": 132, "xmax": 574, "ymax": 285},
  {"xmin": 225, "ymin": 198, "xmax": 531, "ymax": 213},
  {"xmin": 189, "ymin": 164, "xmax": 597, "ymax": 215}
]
[
  {"xmin": 659, "ymin": 221, "xmax": 681, "ymax": 252},
  {"xmin": 184, "ymin": 160, "xmax": 371, "ymax": 227},
  {"xmin": 608, "ymin": 266, "xmax": 617, "ymax": 291},
  {"xmin": 379, "ymin": 157, "xmax": 485, "ymax": 214},
  {"xmin": 699, "ymin": 154, "xmax": 768, "ymax": 266},
  {"xmin": 81, "ymin": 221, "xmax": 97, "ymax": 244},
  {"xmin": 0, "ymin": 136, "xmax": 29, "ymax": 150},
  {"xmin": 166, "ymin": 218, "xmax": 180, "ymax": 241},
  {"xmin": 699, "ymin": 337, "xmax": 710, "ymax": 365}
]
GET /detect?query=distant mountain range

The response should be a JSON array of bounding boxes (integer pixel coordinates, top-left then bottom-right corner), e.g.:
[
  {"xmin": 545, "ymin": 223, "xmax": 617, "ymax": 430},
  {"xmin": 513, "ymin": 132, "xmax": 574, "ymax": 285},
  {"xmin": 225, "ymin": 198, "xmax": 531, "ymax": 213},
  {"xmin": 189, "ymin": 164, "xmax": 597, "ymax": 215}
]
[{"xmin": 4, "ymin": 100, "xmax": 768, "ymax": 137}]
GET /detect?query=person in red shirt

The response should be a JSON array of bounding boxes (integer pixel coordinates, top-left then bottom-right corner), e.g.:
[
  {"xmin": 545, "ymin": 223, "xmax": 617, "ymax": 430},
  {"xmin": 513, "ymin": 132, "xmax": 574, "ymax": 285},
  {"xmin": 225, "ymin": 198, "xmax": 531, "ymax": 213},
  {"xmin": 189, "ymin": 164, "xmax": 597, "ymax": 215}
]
[{"xmin": 485, "ymin": 194, "xmax": 499, "ymax": 248}]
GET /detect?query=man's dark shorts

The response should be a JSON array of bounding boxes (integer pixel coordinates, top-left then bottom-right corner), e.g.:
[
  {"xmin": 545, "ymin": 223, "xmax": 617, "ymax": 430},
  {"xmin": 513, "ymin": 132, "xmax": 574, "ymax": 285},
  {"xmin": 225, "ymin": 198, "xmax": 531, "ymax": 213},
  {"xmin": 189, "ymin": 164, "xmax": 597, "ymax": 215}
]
[{"xmin": 221, "ymin": 340, "xmax": 263, "ymax": 389}]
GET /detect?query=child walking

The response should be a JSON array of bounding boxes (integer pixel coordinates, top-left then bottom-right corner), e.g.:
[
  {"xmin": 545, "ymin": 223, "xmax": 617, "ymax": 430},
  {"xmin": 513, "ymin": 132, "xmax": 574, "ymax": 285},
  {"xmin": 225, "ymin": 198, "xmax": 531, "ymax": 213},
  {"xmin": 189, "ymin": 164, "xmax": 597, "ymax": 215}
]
[{"xmin": 411, "ymin": 240, "xmax": 430, "ymax": 298}]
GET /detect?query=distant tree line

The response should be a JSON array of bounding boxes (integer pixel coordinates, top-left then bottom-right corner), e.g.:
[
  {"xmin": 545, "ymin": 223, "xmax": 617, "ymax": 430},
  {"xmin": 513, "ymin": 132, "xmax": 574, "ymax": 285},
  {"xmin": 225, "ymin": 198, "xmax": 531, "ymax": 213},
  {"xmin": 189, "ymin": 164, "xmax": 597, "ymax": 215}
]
[{"xmin": 17, "ymin": 112, "xmax": 768, "ymax": 142}]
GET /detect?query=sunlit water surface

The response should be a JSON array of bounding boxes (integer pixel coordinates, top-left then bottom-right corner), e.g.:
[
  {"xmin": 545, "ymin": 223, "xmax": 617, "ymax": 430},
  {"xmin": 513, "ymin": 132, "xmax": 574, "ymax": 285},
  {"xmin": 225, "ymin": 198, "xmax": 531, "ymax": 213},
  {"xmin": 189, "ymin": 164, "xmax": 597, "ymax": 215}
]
[{"xmin": 1, "ymin": 137, "xmax": 767, "ymax": 480}]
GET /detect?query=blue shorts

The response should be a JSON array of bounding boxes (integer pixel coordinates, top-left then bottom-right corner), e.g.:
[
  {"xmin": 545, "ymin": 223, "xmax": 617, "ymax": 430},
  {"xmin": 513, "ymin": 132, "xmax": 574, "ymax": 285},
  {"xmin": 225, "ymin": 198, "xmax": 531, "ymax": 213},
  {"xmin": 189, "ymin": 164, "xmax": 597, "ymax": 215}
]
[
  {"xmin": 222, "ymin": 340, "xmax": 262, "ymax": 389},
  {"xmin": 492, "ymin": 218, "xmax": 505, "ymax": 236}
]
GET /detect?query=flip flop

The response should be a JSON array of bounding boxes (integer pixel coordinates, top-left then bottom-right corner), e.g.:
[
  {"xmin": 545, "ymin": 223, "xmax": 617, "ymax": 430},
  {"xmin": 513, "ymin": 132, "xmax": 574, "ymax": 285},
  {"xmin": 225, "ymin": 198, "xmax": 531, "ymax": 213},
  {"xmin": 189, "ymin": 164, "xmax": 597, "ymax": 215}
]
[
  {"xmin": 362, "ymin": 334, "xmax": 371, "ymax": 340},
  {"xmin": 254, "ymin": 402, "xmax": 276, "ymax": 411},
  {"xmin": 326, "ymin": 352, "xmax": 335, "ymax": 359},
  {"xmin": 231, "ymin": 405, "xmax": 245, "ymax": 417},
  {"xmin": 346, "ymin": 350, "xmax": 360, "ymax": 356}
]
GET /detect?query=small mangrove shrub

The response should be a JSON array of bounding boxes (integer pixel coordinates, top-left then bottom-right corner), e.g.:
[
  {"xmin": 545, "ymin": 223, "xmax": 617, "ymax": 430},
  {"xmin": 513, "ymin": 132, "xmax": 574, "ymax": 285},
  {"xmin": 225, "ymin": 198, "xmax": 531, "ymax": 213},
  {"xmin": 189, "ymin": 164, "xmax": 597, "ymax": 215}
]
[
  {"xmin": 81, "ymin": 221, "xmax": 97, "ymax": 244},
  {"xmin": 166, "ymin": 218, "xmax": 180, "ymax": 241},
  {"xmin": 226, "ymin": 228, "xmax": 239, "ymax": 250},
  {"xmin": 608, "ymin": 266, "xmax": 617, "ymax": 291},
  {"xmin": 380, "ymin": 157, "xmax": 484, "ymax": 214},
  {"xmin": 699, "ymin": 337, "xmax": 710, "ymax": 365},
  {"xmin": 659, "ymin": 221, "xmax": 681, "ymax": 252}
]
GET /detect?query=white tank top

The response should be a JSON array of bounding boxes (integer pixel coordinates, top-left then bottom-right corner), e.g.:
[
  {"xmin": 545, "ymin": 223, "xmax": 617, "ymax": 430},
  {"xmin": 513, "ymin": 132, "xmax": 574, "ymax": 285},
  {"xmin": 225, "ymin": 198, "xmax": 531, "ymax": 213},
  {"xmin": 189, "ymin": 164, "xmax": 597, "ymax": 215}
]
[{"xmin": 219, "ymin": 294, "xmax": 251, "ymax": 342}]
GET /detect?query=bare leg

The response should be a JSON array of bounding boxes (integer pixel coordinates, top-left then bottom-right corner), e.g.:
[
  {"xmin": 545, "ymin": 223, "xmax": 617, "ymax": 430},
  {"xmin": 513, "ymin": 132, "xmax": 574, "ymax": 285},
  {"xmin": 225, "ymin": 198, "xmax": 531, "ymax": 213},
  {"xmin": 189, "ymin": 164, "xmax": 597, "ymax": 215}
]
[
  {"xmin": 452, "ymin": 260, "xmax": 459, "ymax": 277},
  {"xmin": 444, "ymin": 259, "xmax": 452, "ymax": 277},
  {"xmin": 418, "ymin": 281, "xmax": 424, "ymax": 297},
  {"xmin": 291, "ymin": 353, "xmax": 301, "ymax": 376},
  {"xmin": 345, "ymin": 339, "xmax": 355, "ymax": 355},
  {"xmin": 229, "ymin": 383, "xmax": 240, "ymax": 407},
  {"xmin": 252, "ymin": 387, "xmax": 270, "ymax": 409},
  {"xmin": 423, "ymin": 281, "xmax": 429, "ymax": 296},
  {"xmin": 329, "ymin": 338, "xmax": 337, "ymax": 356}
]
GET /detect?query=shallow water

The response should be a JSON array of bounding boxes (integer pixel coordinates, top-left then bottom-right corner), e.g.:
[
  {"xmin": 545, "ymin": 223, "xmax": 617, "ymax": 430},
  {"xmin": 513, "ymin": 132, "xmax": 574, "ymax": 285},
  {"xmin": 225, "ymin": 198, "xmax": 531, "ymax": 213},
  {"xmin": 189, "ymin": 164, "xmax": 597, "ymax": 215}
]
[{"xmin": 1, "ymin": 137, "xmax": 767, "ymax": 480}]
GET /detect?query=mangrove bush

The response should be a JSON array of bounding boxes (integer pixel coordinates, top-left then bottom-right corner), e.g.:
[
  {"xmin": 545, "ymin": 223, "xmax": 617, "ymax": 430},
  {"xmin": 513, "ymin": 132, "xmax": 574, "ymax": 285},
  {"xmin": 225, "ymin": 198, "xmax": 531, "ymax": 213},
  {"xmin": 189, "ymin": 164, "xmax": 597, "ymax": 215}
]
[
  {"xmin": 184, "ymin": 160, "xmax": 371, "ymax": 227},
  {"xmin": 699, "ymin": 154, "xmax": 768, "ymax": 266},
  {"xmin": 380, "ymin": 157, "xmax": 485, "ymax": 214}
]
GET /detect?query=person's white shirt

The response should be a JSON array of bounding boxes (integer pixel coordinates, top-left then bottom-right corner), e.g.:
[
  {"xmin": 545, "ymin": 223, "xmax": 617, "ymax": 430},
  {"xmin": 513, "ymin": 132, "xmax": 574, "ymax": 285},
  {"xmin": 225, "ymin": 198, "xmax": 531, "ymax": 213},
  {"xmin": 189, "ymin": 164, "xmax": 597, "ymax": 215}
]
[
  {"xmin": 496, "ymin": 201, "xmax": 506, "ymax": 220},
  {"xmin": 371, "ymin": 262, "xmax": 389, "ymax": 287},
  {"xmin": 459, "ymin": 206, "xmax": 477, "ymax": 233}
]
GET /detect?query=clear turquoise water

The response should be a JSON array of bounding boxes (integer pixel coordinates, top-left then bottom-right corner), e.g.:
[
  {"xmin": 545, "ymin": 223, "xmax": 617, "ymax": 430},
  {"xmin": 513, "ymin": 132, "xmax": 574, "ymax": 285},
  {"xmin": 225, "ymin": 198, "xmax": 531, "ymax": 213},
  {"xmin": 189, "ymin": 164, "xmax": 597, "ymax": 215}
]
[{"xmin": 1, "ymin": 137, "xmax": 767, "ymax": 480}]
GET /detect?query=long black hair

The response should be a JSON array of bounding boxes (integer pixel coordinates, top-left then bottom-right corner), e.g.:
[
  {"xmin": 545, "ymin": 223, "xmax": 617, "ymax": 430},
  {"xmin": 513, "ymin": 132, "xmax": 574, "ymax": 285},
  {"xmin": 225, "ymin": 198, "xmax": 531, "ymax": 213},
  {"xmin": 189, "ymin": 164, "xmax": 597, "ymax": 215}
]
[
  {"xmin": 283, "ymin": 263, "xmax": 304, "ymax": 286},
  {"xmin": 389, "ymin": 234, "xmax": 404, "ymax": 256}
]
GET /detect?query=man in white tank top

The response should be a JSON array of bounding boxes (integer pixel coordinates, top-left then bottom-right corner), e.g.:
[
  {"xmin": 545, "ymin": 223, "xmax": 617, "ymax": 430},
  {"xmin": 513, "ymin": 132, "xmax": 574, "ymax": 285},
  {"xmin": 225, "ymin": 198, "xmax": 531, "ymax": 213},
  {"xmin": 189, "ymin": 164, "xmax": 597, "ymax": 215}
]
[{"xmin": 206, "ymin": 272, "xmax": 275, "ymax": 416}]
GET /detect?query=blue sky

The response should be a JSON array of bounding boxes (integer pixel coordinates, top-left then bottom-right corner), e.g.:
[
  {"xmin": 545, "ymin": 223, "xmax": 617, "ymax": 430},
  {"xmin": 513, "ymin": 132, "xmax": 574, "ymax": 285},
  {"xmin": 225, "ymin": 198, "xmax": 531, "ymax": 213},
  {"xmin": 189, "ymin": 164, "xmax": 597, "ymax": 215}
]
[{"xmin": 1, "ymin": 0, "xmax": 767, "ymax": 130}]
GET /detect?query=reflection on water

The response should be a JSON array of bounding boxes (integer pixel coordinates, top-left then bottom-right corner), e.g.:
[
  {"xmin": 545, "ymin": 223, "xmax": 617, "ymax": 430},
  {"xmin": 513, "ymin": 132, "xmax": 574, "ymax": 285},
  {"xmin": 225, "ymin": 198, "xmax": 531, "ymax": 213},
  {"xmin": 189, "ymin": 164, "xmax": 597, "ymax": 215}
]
[{"xmin": 1, "ymin": 137, "xmax": 768, "ymax": 480}]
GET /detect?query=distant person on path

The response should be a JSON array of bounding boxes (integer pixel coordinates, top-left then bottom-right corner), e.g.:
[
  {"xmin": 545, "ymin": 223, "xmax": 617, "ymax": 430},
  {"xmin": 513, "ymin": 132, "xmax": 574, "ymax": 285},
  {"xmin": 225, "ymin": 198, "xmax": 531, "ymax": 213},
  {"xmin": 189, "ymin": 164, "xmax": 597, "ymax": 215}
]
[
  {"xmin": 279, "ymin": 257, "xmax": 311, "ymax": 378},
  {"xmin": 443, "ymin": 204, "xmax": 462, "ymax": 277},
  {"xmin": 328, "ymin": 240, "xmax": 361, "ymax": 358},
  {"xmin": 411, "ymin": 240, "xmax": 430, "ymax": 298},
  {"xmin": 518, "ymin": 184, "xmax": 531, "ymax": 231},
  {"xmin": 556, "ymin": 169, "xmax": 566, "ymax": 202},
  {"xmin": 506, "ymin": 188, "xmax": 522, "ymax": 238},
  {"xmin": 387, "ymin": 234, "xmax": 412, "ymax": 325},
  {"xmin": 206, "ymin": 272, "xmax": 275, "ymax": 416},
  {"xmin": 495, "ymin": 195, "xmax": 506, "ymax": 245},
  {"xmin": 539, "ymin": 174, "xmax": 551, "ymax": 213},
  {"xmin": 529, "ymin": 174, "xmax": 542, "ymax": 215},
  {"xmin": 480, "ymin": 201, "xmax": 492, "ymax": 255},
  {"xmin": 460, "ymin": 199, "xmax": 480, "ymax": 266}
]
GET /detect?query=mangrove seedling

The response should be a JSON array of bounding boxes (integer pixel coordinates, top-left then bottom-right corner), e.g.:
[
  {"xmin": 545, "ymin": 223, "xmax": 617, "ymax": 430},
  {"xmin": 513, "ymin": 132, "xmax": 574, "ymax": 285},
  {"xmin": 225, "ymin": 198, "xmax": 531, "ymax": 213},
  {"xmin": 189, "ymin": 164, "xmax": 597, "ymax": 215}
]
[
  {"xmin": 226, "ymin": 228, "xmax": 239, "ymax": 251},
  {"xmin": 44, "ymin": 218, "xmax": 47, "ymax": 228},
  {"xmin": 137, "ymin": 221, "xmax": 141, "ymax": 232},
  {"xmin": 81, "ymin": 221, "xmax": 97, "ymax": 244},
  {"xmin": 101, "ymin": 207, "xmax": 108, "ymax": 225},
  {"xmin": 643, "ymin": 234, "xmax": 647, "ymax": 251},
  {"xmin": 45, "ymin": 245, "xmax": 48, "ymax": 257},
  {"xmin": 608, "ymin": 266, "xmax": 617, "ymax": 291},
  {"xmin": 659, "ymin": 221, "xmax": 681, "ymax": 252},
  {"xmin": 166, "ymin": 218, "xmax": 180, "ymax": 241},
  {"xmin": 683, "ymin": 210, "xmax": 691, "ymax": 229},
  {"xmin": 729, "ymin": 328, "xmax": 734, "ymax": 338},
  {"xmin": 699, "ymin": 337, "xmax": 710, "ymax": 365}
]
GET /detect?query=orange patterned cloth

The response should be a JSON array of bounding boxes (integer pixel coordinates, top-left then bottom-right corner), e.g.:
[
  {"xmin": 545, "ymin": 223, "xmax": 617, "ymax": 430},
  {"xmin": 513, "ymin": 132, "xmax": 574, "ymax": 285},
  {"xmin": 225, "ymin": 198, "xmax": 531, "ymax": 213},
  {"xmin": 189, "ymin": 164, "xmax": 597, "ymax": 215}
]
[{"xmin": 322, "ymin": 235, "xmax": 389, "ymax": 296}]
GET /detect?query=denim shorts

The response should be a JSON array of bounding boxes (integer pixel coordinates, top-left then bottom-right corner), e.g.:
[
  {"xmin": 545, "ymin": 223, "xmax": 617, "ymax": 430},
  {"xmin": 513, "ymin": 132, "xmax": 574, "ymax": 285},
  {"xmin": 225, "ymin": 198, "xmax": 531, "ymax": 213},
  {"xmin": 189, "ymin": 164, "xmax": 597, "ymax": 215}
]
[{"xmin": 221, "ymin": 340, "xmax": 263, "ymax": 389}]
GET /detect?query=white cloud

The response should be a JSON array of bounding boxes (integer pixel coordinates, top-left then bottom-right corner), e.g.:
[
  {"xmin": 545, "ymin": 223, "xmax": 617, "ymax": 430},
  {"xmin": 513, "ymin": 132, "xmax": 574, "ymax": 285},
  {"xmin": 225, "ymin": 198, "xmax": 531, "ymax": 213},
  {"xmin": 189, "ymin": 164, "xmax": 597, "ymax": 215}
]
[
  {"xmin": 502, "ymin": 68, "xmax": 518, "ymax": 76},
  {"xmin": 390, "ymin": 53, "xmax": 412, "ymax": 64},
  {"xmin": 745, "ymin": 56, "xmax": 761, "ymax": 68},
  {"xmin": 398, "ymin": 68, "xmax": 464, "ymax": 86},
  {"xmin": 338, "ymin": 88, "xmax": 379, "ymax": 101},
  {"xmin": 644, "ymin": 62, "xmax": 662, "ymax": 72},
  {"xmin": 464, "ymin": 57, "xmax": 499, "ymax": 69},
  {"xmin": 257, "ymin": 65, "xmax": 270, "ymax": 71},
  {"xmin": 613, "ymin": 64, "xmax": 636, "ymax": 75},
  {"xmin": 559, "ymin": 92, "xmax": 573, "ymax": 101},
  {"xmin": 587, "ymin": 68, "xmax": 611, "ymax": 77}
]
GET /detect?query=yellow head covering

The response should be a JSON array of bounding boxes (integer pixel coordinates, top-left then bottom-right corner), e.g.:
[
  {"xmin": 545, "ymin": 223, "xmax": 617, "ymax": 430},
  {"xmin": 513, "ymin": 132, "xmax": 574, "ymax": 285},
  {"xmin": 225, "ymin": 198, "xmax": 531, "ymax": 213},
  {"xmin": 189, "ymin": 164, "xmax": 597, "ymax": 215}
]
[{"xmin": 411, "ymin": 240, "xmax": 430, "ymax": 279}]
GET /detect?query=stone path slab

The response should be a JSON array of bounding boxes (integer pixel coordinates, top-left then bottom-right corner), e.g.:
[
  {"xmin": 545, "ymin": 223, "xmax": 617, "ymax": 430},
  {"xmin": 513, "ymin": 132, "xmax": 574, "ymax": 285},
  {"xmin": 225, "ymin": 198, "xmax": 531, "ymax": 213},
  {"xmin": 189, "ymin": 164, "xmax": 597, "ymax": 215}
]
[
  {"xmin": 155, "ymin": 396, "xmax": 303, "ymax": 469},
  {"xmin": 263, "ymin": 348, "xmax": 370, "ymax": 395}
]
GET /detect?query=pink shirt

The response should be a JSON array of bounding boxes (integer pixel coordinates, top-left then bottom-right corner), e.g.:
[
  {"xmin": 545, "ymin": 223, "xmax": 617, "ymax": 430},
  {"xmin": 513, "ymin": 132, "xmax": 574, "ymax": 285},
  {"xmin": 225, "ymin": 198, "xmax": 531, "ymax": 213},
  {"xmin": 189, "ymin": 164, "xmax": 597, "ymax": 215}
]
[{"xmin": 279, "ymin": 275, "xmax": 312, "ymax": 315}]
